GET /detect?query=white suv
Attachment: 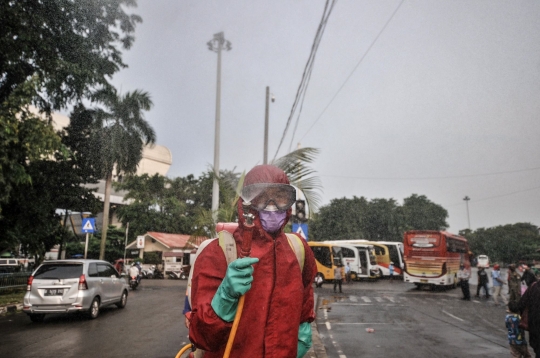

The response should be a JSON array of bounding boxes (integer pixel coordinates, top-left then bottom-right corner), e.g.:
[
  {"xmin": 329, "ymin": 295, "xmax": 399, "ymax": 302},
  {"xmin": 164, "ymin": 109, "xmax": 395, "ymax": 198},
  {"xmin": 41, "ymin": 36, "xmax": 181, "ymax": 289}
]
[{"xmin": 23, "ymin": 259, "xmax": 129, "ymax": 322}]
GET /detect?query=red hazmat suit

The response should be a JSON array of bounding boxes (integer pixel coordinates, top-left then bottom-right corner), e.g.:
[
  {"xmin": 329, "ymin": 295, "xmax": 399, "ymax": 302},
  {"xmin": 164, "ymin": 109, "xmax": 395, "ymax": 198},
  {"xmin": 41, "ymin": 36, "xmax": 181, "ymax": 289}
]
[{"xmin": 189, "ymin": 165, "xmax": 317, "ymax": 357}]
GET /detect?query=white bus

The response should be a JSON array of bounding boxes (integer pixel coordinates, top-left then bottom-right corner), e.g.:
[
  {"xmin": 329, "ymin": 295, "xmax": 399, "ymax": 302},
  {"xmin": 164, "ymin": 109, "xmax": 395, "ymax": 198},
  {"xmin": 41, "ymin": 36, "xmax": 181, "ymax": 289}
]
[
  {"xmin": 375, "ymin": 241, "xmax": 405, "ymax": 275},
  {"xmin": 322, "ymin": 241, "xmax": 381, "ymax": 280}
]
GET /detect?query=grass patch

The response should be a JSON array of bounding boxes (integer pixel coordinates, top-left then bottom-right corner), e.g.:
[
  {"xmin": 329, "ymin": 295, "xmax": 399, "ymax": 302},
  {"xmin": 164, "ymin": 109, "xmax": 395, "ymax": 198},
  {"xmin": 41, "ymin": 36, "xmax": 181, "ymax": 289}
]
[{"xmin": 0, "ymin": 290, "xmax": 25, "ymax": 306}]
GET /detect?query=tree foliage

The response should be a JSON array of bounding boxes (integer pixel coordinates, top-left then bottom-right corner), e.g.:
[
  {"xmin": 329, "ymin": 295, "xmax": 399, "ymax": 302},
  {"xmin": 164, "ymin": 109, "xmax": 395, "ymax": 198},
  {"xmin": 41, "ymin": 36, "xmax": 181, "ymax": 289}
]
[
  {"xmin": 461, "ymin": 223, "xmax": 540, "ymax": 265},
  {"xmin": 65, "ymin": 226, "xmax": 126, "ymax": 263},
  {"xmin": 309, "ymin": 194, "xmax": 449, "ymax": 242},
  {"xmin": 0, "ymin": 0, "xmax": 142, "ymax": 111},
  {"xmin": 0, "ymin": 81, "xmax": 62, "ymax": 211}
]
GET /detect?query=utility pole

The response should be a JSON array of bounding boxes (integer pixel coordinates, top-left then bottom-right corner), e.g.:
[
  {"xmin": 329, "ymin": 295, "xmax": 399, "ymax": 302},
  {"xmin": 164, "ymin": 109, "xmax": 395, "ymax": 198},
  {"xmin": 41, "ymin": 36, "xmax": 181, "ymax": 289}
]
[
  {"xmin": 463, "ymin": 196, "xmax": 471, "ymax": 229},
  {"xmin": 264, "ymin": 87, "xmax": 269, "ymax": 164},
  {"xmin": 207, "ymin": 32, "xmax": 231, "ymax": 222}
]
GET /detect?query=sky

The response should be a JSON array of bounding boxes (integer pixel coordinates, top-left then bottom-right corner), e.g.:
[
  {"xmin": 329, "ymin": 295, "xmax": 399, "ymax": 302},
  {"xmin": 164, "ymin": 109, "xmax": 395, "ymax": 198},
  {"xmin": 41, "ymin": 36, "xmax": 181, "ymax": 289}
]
[{"xmin": 109, "ymin": 0, "xmax": 540, "ymax": 234}]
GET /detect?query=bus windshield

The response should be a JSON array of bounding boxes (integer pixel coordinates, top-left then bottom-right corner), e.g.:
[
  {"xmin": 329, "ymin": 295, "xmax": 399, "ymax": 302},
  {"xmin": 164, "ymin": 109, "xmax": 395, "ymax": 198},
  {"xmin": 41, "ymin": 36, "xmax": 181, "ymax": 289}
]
[{"xmin": 407, "ymin": 234, "xmax": 440, "ymax": 248}]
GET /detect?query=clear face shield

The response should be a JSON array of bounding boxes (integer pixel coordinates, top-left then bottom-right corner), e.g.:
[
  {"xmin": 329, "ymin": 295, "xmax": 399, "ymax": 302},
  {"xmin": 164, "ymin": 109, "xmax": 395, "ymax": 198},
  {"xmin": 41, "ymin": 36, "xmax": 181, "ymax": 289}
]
[{"xmin": 240, "ymin": 183, "xmax": 296, "ymax": 212}]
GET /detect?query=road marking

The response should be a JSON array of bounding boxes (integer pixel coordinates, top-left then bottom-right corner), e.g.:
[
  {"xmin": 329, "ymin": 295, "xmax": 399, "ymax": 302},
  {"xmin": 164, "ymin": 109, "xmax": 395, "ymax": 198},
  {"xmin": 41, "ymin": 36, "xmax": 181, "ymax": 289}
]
[
  {"xmin": 326, "ymin": 321, "xmax": 331, "ymax": 330},
  {"xmin": 375, "ymin": 297, "xmax": 383, "ymax": 302},
  {"xmin": 386, "ymin": 297, "xmax": 395, "ymax": 303},
  {"xmin": 349, "ymin": 295, "xmax": 358, "ymax": 302},
  {"xmin": 361, "ymin": 296, "xmax": 371, "ymax": 302},
  {"xmin": 442, "ymin": 309, "xmax": 464, "ymax": 321}
]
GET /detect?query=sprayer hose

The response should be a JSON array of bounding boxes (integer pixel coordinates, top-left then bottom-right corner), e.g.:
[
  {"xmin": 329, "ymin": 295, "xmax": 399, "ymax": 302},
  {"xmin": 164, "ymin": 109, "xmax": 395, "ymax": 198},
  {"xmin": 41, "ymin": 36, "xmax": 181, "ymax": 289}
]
[
  {"xmin": 175, "ymin": 343, "xmax": 192, "ymax": 358},
  {"xmin": 223, "ymin": 294, "xmax": 246, "ymax": 358}
]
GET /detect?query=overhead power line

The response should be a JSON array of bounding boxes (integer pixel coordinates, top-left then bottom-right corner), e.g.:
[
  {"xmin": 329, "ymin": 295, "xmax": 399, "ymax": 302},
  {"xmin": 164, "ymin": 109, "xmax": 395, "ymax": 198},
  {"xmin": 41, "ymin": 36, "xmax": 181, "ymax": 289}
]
[
  {"xmin": 321, "ymin": 166, "xmax": 540, "ymax": 181},
  {"xmin": 273, "ymin": 0, "xmax": 337, "ymax": 161},
  {"xmin": 299, "ymin": 0, "xmax": 405, "ymax": 143}
]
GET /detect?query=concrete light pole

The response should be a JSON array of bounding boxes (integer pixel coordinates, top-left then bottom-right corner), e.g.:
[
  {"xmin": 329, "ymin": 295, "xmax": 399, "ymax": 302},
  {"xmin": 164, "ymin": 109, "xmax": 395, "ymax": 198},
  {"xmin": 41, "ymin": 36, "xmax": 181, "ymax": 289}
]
[
  {"xmin": 207, "ymin": 32, "xmax": 231, "ymax": 222},
  {"xmin": 463, "ymin": 196, "xmax": 471, "ymax": 229}
]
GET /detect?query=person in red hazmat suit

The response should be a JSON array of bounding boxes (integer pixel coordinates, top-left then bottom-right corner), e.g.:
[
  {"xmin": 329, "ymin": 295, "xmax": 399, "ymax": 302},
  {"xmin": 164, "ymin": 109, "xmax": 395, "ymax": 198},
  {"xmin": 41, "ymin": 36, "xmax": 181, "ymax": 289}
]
[{"xmin": 188, "ymin": 165, "xmax": 317, "ymax": 357}]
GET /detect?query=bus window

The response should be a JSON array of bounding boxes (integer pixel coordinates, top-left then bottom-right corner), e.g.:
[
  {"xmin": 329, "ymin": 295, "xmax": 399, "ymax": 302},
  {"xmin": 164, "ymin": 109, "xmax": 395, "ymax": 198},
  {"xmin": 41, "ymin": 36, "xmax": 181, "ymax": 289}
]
[
  {"xmin": 311, "ymin": 246, "xmax": 332, "ymax": 268},
  {"xmin": 368, "ymin": 249, "xmax": 377, "ymax": 266},
  {"xmin": 387, "ymin": 246, "xmax": 400, "ymax": 267},
  {"xmin": 332, "ymin": 246, "xmax": 343, "ymax": 267},
  {"xmin": 373, "ymin": 246, "xmax": 386, "ymax": 256},
  {"xmin": 341, "ymin": 247, "xmax": 355, "ymax": 258}
]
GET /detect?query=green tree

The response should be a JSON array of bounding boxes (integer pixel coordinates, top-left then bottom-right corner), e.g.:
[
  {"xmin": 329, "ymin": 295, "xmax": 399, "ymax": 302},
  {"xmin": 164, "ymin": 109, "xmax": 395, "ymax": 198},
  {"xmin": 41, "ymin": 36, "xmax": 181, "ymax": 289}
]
[
  {"xmin": 402, "ymin": 194, "xmax": 448, "ymax": 231},
  {"xmin": 309, "ymin": 196, "xmax": 370, "ymax": 241},
  {"xmin": 89, "ymin": 88, "xmax": 155, "ymax": 260},
  {"xmin": 0, "ymin": 0, "xmax": 142, "ymax": 111},
  {"xmin": 0, "ymin": 81, "xmax": 62, "ymax": 212},
  {"xmin": 364, "ymin": 198, "xmax": 402, "ymax": 241},
  {"xmin": 462, "ymin": 223, "xmax": 540, "ymax": 264},
  {"xmin": 115, "ymin": 174, "xmax": 196, "ymax": 241},
  {"xmin": 67, "ymin": 226, "xmax": 126, "ymax": 262}
]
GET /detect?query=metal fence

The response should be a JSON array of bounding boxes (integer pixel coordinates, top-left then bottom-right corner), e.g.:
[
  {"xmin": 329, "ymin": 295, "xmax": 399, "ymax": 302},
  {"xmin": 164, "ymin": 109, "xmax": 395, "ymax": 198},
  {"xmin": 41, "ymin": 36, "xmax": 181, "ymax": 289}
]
[{"xmin": 0, "ymin": 272, "xmax": 31, "ymax": 292}]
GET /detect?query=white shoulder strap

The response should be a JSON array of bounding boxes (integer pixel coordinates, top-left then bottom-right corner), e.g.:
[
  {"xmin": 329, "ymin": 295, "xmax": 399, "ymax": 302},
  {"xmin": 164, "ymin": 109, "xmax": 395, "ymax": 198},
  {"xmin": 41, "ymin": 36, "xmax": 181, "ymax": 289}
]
[
  {"xmin": 186, "ymin": 238, "xmax": 216, "ymax": 307},
  {"xmin": 218, "ymin": 230, "xmax": 237, "ymax": 265},
  {"xmin": 285, "ymin": 233, "xmax": 305, "ymax": 272}
]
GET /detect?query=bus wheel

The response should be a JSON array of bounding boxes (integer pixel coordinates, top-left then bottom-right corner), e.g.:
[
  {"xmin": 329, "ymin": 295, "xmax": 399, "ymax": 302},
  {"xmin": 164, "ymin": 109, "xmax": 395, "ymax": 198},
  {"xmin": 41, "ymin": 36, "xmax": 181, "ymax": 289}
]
[
  {"xmin": 350, "ymin": 272, "xmax": 357, "ymax": 281},
  {"xmin": 414, "ymin": 283, "xmax": 422, "ymax": 290}
]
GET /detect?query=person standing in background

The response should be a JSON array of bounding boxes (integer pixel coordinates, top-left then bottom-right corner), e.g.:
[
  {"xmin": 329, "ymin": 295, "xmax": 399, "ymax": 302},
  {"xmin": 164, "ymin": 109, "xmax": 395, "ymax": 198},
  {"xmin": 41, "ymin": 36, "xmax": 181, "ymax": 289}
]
[
  {"xmin": 508, "ymin": 264, "xmax": 522, "ymax": 305},
  {"xmin": 476, "ymin": 266, "xmax": 490, "ymax": 298},
  {"xmin": 389, "ymin": 262, "xmax": 395, "ymax": 283},
  {"xmin": 492, "ymin": 264, "xmax": 508, "ymax": 306},
  {"xmin": 334, "ymin": 264, "xmax": 344, "ymax": 293},
  {"xmin": 458, "ymin": 264, "xmax": 471, "ymax": 300}
]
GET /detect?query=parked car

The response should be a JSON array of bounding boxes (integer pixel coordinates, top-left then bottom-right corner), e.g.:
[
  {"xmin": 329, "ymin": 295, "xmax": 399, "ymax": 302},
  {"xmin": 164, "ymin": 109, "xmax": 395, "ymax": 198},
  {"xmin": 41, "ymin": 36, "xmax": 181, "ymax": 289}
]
[
  {"xmin": 23, "ymin": 259, "xmax": 129, "ymax": 322},
  {"xmin": 477, "ymin": 255, "xmax": 490, "ymax": 268}
]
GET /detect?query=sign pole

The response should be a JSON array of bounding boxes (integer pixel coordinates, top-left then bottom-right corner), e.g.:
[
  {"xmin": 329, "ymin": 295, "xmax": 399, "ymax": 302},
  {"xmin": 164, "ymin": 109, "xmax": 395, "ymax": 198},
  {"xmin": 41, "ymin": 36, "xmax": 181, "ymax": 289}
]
[
  {"xmin": 84, "ymin": 233, "xmax": 89, "ymax": 259},
  {"xmin": 123, "ymin": 222, "xmax": 129, "ymax": 263}
]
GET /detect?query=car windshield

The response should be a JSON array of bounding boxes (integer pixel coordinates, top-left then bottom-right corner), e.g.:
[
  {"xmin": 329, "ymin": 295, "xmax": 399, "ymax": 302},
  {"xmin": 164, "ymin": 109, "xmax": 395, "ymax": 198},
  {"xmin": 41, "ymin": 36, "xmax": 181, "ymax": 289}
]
[{"xmin": 34, "ymin": 264, "xmax": 83, "ymax": 279}]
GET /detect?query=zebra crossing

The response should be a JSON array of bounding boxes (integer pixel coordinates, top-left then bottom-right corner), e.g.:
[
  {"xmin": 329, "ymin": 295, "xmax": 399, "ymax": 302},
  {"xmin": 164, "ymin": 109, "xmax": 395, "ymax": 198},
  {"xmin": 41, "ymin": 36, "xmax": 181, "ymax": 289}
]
[{"xmin": 326, "ymin": 294, "xmax": 454, "ymax": 306}]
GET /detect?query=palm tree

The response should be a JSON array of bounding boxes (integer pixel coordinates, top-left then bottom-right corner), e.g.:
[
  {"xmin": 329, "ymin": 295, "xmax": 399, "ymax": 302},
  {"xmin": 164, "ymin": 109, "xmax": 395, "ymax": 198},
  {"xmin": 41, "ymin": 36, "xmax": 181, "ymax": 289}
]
[
  {"xmin": 272, "ymin": 147, "xmax": 322, "ymax": 214},
  {"xmin": 190, "ymin": 147, "xmax": 322, "ymax": 240},
  {"xmin": 91, "ymin": 88, "xmax": 155, "ymax": 260}
]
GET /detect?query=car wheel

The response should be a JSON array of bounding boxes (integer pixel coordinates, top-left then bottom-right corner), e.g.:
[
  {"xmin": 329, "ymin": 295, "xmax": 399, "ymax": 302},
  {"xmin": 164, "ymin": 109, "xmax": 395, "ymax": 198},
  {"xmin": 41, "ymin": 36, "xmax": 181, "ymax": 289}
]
[
  {"xmin": 88, "ymin": 297, "xmax": 100, "ymax": 319},
  {"xmin": 180, "ymin": 272, "xmax": 187, "ymax": 280},
  {"xmin": 29, "ymin": 314, "xmax": 45, "ymax": 323},
  {"xmin": 116, "ymin": 290, "xmax": 128, "ymax": 309}
]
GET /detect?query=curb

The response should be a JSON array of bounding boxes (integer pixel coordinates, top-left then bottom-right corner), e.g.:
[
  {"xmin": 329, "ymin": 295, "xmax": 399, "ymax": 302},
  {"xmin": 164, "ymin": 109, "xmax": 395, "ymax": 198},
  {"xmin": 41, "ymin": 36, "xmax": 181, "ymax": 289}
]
[
  {"xmin": 306, "ymin": 293, "xmax": 328, "ymax": 358},
  {"xmin": 0, "ymin": 303, "xmax": 23, "ymax": 316}
]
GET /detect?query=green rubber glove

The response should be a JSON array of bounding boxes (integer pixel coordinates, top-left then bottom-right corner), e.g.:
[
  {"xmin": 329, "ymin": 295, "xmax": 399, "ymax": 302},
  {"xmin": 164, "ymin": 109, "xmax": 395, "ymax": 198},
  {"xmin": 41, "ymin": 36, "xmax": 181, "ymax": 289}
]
[
  {"xmin": 297, "ymin": 322, "xmax": 312, "ymax": 358},
  {"xmin": 211, "ymin": 257, "xmax": 259, "ymax": 322}
]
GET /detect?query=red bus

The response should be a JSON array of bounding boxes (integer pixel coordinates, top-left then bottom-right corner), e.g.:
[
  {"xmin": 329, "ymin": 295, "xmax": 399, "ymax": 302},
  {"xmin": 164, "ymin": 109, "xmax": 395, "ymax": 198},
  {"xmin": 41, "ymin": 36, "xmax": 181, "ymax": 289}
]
[{"xmin": 403, "ymin": 230, "xmax": 470, "ymax": 288}]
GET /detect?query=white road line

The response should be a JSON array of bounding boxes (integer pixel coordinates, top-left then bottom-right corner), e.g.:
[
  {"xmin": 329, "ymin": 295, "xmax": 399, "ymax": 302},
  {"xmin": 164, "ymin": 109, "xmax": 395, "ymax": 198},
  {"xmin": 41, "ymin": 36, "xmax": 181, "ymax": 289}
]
[
  {"xmin": 324, "ymin": 309, "xmax": 328, "ymax": 320},
  {"xmin": 442, "ymin": 309, "xmax": 464, "ymax": 322},
  {"xmin": 375, "ymin": 297, "xmax": 383, "ymax": 302},
  {"xmin": 326, "ymin": 321, "xmax": 331, "ymax": 330},
  {"xmin": 361, "ymin": 296, "xmax": 371, "ymax": 302},
  {"xmin": 349, "ymin": 295, "xmax": 358, "ymax": 302},
  {"xmin": 386, "ymin": 297, "xmax": 395, "ymax": 303}
]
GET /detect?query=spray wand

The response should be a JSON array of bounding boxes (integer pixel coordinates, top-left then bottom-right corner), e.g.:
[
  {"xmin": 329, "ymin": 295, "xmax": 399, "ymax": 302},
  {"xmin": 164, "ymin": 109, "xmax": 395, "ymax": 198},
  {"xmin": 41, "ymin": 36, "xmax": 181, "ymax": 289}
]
[{"xmin": 223, "ymin": 202, "xmax": 255, "ymax": 358}]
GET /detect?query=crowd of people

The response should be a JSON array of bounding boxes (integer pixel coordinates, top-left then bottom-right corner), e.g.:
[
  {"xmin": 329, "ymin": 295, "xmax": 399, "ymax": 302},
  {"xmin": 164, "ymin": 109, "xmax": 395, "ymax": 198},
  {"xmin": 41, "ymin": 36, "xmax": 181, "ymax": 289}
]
[{"xmin": 458, "ymin": 261, "xmax": 540, "ymax": 357}]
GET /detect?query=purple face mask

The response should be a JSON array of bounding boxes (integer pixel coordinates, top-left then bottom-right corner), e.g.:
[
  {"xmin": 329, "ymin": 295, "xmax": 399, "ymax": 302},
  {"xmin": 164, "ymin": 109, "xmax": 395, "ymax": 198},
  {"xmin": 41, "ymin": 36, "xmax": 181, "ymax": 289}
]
[{"xmin": 259, "ymin": 209, "xmax": 287, "ymax": 233}]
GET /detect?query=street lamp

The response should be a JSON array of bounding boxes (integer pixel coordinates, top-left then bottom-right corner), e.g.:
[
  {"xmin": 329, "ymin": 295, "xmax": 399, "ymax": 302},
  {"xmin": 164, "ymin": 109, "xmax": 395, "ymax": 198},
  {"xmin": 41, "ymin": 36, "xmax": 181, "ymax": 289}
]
[
  {"xmin": 207, "ymin": 32, "xmax": 231, "ymax": 222},
  {"xmin": 463, "ymin": 196, "xmax": 471, "ymax": 229}
]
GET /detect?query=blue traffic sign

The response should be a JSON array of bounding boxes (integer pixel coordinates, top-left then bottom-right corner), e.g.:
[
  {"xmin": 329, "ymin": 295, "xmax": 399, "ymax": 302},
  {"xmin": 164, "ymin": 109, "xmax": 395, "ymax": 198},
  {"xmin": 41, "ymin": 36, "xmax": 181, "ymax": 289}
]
[
  {"xmin": 82, "ymin": 218, "xmax": 95, "ymax": 233},
  {"xmin": 292, "ymin": 223, "xmax": 308, "ymax": 240}
]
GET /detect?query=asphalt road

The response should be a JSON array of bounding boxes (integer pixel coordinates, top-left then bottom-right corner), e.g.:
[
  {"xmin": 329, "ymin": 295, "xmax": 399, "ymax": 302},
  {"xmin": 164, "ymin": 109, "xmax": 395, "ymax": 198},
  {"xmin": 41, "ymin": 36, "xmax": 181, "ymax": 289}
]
[
  {"xmin": 0, "ymin": 279, "xmax": 189, "ymax": 358},
  {"xmin": 0, "ymin": 269, "xmax": 515, "ymax": 358},
  {"xmin": 315, "ymin": 274, "xmax": 512, "ymax": 358}
]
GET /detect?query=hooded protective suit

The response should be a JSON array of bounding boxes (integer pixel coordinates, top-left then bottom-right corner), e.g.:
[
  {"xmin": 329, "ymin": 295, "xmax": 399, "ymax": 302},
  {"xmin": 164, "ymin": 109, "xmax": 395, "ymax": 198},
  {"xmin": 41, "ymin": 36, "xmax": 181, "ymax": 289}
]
[{"xmin": 189, "ymin": 165, "xmax": 317, "ymax": 357}]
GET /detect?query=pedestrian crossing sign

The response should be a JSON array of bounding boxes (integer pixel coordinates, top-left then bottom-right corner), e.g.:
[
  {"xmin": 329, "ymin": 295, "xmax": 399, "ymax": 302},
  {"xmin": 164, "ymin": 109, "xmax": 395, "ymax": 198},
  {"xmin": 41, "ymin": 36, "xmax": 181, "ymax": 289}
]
[
  {"xmin": 82, "ymin": 218, "xmax": 95, "ymax": 233},
  {"xmin": 292, "ymin": 223, "xmax": 308, "ymax": 240}
]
